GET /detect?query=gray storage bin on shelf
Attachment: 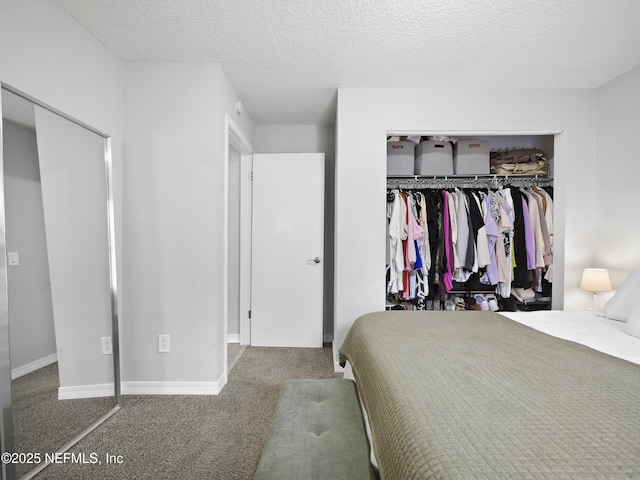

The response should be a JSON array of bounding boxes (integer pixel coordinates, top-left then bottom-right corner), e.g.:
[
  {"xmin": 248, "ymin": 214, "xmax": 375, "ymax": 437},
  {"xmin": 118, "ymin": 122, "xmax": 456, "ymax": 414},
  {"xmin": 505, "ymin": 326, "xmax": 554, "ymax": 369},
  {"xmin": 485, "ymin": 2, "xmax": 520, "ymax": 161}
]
[
  {"xmin": 415, "ymin": 140, "xmax": 453, "ymax": 175},
  {"xmin": 454, "ymin": 140, "xmax": 490, "ymax": 174},
  {"xmin": 387, "ymin": 141, "xmax": 415, "ymax": 176}
]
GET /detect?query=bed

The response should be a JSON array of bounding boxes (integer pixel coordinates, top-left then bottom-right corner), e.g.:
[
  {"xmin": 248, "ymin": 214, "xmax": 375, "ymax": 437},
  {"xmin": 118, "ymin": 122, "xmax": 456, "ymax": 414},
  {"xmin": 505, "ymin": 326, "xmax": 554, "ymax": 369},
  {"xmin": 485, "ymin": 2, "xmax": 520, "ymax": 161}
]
[{"xmin": 338, "ymin": 308, "xmax": 640, "ymax": 479}]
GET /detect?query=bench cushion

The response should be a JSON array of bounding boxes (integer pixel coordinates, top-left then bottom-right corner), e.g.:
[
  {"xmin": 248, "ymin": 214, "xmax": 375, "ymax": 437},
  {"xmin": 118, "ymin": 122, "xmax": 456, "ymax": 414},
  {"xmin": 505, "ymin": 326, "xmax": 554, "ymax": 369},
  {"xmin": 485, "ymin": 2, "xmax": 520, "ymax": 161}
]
[{"xmin": 254, "ymin": 378, "xmax": 375, "ymax": 480}]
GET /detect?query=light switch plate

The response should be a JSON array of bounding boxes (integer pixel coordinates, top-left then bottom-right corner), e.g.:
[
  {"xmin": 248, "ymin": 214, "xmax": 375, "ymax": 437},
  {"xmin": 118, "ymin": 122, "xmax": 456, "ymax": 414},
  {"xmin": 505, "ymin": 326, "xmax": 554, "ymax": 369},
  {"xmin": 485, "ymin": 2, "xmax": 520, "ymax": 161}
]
[{"xmin": 8, "ymin": 252, "xmax": 19, "ymax": 266}]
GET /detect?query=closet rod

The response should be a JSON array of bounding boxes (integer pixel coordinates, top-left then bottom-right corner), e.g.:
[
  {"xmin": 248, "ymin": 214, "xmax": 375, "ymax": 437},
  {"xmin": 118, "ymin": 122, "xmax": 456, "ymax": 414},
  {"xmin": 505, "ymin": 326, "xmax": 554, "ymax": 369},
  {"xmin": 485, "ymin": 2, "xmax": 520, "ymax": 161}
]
[{"xmin": 386, "ymin": 174, "xmax": 553, "ymax": 189}]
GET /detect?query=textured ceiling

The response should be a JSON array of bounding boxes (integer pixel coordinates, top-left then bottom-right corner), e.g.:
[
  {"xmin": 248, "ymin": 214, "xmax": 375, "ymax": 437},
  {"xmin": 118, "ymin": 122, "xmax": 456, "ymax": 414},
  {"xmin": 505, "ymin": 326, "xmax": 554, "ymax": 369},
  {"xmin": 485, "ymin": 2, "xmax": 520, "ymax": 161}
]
[{"xmin": 55, "ymin": 0, "xmax": 640, "ymax": 125}]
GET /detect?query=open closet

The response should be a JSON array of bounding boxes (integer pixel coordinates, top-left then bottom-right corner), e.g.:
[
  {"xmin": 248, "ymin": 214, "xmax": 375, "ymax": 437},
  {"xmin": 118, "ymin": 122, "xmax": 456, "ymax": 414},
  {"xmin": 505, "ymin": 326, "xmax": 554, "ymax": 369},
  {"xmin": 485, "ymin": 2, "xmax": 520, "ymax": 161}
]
[{"xmin": 386, "ymin": 134, "xmax": 554, "ymax": 313}]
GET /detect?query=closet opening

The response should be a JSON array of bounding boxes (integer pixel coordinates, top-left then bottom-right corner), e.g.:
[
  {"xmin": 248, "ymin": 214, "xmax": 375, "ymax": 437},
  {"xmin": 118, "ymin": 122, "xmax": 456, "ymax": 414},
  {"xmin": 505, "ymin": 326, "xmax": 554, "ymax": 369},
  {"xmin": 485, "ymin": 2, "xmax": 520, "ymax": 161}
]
[{"xmin": 385, "ymin": 131, "xmax": 562, "ymax": 313}]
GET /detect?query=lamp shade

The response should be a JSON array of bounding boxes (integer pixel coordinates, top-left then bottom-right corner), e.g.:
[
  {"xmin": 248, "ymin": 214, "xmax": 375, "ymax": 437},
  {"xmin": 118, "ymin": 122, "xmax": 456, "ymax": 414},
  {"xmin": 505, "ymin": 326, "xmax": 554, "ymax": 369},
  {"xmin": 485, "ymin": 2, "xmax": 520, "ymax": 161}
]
[{"xmin": 580, "ymin": 268, "xmax": 612, "ymax": 292}]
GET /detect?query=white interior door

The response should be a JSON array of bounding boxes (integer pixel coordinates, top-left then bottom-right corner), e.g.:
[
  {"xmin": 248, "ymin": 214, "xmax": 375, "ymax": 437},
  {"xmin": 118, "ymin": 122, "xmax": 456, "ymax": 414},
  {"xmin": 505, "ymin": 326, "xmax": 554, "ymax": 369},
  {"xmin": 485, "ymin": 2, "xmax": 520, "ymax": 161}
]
[{"xmin": 251, "ymin": 153, "xmax": 324, "ymax": 347}]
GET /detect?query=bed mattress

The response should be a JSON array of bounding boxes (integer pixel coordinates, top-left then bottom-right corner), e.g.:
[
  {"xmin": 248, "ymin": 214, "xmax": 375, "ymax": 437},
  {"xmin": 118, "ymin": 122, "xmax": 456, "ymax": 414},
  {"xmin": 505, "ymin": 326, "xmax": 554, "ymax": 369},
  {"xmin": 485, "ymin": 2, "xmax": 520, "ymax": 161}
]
[{"xmin": 501, "ymin": 309, "xmax": 640, "ymax": 365}]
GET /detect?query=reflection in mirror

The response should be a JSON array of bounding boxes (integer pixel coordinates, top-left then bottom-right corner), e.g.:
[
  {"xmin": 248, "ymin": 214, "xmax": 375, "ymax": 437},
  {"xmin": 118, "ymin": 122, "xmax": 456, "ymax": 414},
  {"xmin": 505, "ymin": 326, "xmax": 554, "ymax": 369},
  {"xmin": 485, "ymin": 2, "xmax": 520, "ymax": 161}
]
[{"xmin": 1, "ymin": 87, "xmax": 120, "ymax": 479}]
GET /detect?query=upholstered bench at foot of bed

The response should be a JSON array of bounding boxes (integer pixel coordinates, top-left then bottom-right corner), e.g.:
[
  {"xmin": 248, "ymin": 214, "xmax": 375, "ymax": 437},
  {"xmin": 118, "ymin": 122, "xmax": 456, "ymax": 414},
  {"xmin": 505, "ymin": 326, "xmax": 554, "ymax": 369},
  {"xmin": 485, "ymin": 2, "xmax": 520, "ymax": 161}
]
[{"xmin": 254, "ymin": 378, "xmax": 376, "ymax": 480}]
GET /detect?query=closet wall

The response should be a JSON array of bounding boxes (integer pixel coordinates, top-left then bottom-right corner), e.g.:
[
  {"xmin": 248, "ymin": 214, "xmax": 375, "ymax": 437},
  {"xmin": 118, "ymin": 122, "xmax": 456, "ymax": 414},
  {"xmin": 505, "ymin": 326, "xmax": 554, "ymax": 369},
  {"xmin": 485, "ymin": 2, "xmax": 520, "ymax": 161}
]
[{"xmin": 334, "ymin": 87, "xmax": 596, "ymax": 369}]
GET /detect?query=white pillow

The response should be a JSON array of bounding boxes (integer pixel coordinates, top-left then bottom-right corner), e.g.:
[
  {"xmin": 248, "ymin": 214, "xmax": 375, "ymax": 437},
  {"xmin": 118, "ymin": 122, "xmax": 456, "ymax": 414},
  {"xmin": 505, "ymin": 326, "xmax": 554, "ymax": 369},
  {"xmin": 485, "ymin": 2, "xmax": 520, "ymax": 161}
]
[
  {"xmin": 603, "ymin": 265, "xmax": 640, "ymax": 322},
  {"xmin": 623, "ymin": 306, "xmax": 640, "ymax": 339}
]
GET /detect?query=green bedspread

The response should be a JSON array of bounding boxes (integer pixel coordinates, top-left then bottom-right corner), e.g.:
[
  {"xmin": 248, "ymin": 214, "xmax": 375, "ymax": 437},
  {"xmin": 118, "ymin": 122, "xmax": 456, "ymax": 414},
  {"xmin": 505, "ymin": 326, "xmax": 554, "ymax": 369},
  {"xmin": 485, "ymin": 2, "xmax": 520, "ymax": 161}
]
[{"xmin": 338, "ymin": 311, "xmax": 640, "ymax": 479}]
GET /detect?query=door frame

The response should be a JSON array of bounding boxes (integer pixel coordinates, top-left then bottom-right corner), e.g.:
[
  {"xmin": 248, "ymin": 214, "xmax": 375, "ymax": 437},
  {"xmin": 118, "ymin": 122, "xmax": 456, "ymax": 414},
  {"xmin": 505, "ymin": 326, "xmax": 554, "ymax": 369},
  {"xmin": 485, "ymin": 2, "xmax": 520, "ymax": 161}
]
[
  {"xmin": 238, "ymin": 153, "xmax": 252, "ymax": 345},
  {"xmin": 223, "ymin": 115, "xmax": 253, "ymax": 376}
]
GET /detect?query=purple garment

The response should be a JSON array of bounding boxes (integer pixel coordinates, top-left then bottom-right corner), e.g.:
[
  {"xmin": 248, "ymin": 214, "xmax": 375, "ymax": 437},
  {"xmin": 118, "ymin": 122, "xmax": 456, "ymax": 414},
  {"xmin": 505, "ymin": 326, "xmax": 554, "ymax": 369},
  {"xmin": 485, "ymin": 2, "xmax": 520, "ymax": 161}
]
[
  {"xmin": 521, "ymin": 197, "xmax": 536, "ymax": 270},
  {"xmin": 441, "ymin": 191, "xmax": 453, "ymax": 292},
  {"xmin": 483, "ymin": 194, "xmax": 499, "ymax": 285}
]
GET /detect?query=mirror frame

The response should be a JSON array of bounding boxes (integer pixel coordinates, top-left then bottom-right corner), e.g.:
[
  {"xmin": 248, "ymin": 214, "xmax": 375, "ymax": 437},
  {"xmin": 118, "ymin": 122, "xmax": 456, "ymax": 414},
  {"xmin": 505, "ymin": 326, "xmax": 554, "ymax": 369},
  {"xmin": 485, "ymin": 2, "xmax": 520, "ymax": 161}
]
[{"xmin": 0, "ymin": 83, "xmax": 121, "ymax": 480}]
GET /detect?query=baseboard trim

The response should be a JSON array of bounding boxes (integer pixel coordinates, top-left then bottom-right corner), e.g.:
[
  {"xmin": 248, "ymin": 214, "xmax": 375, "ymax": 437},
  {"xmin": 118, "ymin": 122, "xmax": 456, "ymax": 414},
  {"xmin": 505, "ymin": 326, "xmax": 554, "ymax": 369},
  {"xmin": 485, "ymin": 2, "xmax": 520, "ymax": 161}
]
[
  {"xmin": 58, "ymin": 383, "xmax": 115, "ymax": 400},
  {"xmin": 11, "ymin": 353, "xmax": 58, "ymax": 380},
  {"xmin": 122, "ymin": 380, "xmax": 224, "ymax": 396}
]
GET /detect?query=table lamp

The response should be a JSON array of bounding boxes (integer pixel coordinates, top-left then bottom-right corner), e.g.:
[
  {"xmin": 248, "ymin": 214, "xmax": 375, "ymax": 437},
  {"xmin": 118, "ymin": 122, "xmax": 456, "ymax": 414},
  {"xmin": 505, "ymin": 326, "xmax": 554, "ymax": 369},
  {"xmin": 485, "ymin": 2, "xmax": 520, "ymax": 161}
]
[{"xmin": 580, "ymin": 268, "xmax": 612, "ymax": 309}]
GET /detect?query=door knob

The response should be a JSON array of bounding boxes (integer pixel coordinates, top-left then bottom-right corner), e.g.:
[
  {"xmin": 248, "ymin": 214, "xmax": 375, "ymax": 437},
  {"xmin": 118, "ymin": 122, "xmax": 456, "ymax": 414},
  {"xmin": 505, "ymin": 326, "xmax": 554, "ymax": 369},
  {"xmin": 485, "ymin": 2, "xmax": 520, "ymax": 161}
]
[{"xmin": 313, "ymin": 257, "xmax": 321, "ymax": 264}]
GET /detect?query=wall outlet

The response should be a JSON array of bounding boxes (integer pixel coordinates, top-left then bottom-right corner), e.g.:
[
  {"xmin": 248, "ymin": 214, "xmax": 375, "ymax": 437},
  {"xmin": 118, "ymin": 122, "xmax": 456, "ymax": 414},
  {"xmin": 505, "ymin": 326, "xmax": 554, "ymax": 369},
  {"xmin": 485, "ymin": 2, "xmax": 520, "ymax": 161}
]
[
  {"xmin": 101, "ymin": 336, "xmax": 113, "ymax": 355},
  {"xmin": 158, "ymin": 334, "xmax": 170, "ymax": 353}
]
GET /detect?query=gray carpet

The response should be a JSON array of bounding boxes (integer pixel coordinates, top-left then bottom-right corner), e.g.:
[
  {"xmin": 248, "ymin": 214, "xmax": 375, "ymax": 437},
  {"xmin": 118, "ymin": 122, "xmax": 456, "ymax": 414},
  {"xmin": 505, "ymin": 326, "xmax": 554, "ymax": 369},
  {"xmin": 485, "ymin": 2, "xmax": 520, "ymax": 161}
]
[
  {"xmin": 12, "ymin": 363, "xmax": 115, "ymax": 478},
  {"xmin": 228, "ymin": 343, "xmax": 247, "ymax": 373},
  {"xmin": 33, "ymin": 346, "xmax": 338, "ymax": 479}
]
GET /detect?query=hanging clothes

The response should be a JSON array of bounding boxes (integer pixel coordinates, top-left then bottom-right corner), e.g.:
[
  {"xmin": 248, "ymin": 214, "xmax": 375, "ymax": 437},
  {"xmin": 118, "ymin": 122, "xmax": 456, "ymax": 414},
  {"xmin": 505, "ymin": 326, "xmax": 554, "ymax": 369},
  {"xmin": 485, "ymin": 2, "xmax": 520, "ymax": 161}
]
[
  {"xmin": 387, "ymin": 189, "xmax": 405, "ymax": 294},
  {"xmin": 483, "ymin": 192, "xmax": 500, "ymax": 286},
  {"xmin": 440, "ymin": 190, "xmax": 454, "ymax": 293},
  {"xmin": 386, "ymin": 183, "xmax": 553, "ymax": 309},
  {"xmin": 508, "ymin": 187, "xmax": 531, "ymax": 288}
]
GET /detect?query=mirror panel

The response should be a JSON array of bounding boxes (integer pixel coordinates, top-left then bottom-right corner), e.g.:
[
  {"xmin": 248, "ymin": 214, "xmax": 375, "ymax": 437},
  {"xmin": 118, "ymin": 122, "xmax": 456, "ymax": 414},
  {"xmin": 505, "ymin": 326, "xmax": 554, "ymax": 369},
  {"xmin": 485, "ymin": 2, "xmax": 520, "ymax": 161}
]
[
  {"xmin": 1, "ymin": 86, "xmax": 120, "ymax": 480},
  {"xmin": 34, "ymin": 106, "xmax": 114, "ymax": 393}
]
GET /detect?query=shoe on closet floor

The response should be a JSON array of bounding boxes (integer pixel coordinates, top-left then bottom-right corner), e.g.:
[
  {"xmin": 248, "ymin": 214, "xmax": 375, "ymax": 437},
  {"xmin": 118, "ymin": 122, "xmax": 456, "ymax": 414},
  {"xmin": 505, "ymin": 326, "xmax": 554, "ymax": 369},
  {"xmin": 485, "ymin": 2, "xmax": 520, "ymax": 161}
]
[
  {"xmin": 474, "ymin": 294, "xmax": 489, "ymax": 311},
  {"xmin": 454, "ymin": 297, "xmax": 466, "ymax": 311},
  {"xmin": 486, "ymin": 294, "xmax": 499, "ymax": 312}
]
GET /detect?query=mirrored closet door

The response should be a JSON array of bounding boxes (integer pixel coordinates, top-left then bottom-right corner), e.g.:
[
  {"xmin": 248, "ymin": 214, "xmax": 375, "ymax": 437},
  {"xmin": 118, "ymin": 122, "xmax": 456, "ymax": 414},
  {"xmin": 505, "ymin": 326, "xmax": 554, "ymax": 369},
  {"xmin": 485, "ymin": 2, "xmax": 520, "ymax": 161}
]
[{"xmin": 0, "ymin": 86, "xmax": 120, "ymax": 480}]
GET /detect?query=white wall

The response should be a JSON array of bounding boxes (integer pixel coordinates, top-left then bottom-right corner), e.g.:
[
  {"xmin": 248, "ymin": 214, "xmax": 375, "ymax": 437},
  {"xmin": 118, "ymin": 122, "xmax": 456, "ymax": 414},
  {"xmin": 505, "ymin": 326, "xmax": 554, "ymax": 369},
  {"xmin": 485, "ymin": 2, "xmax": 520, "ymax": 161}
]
[
  {"xmin": 595, "ymin": 64, "xmax": 640, "ymax": 296},
  {"xmin": 123, "ymin": 62, "xmax": 254, "ymax": 392},
  {"xmin": 254, "ymin": 125, "xmax": 335, "ymax": 154},
  {"xmin": 334, "ymin": 87, "xmax": 596, "ymax": 368},
  {"xmin": 2, "ymin": 120, "xmax": 56, "ymax": 372},
  {"xmin": 0, "ymin": 1, "xmax": 123, "ymax": 136},
  {"xmin": 254, "ymin": 125, "xmax": 336, "ymax": 339}
]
